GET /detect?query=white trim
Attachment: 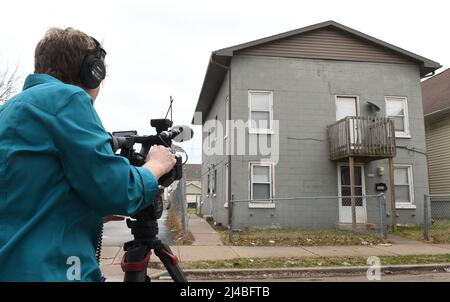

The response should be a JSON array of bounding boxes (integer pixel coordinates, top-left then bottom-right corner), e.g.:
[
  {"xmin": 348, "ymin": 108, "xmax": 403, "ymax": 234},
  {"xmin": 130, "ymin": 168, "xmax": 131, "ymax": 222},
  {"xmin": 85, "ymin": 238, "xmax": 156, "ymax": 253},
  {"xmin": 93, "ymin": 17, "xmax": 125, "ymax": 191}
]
[
  {"xmin": 212, "ymin": 167, "xmax": 217, "ymax": 197},
  {"xmin": 248, "ymin": 128, "xmax": 275, "ymax": 135},
  {"xmin": 393, "ymin": 164, "xmax": 415, "ymax": 206},
  {"xmin": 224, "ymin": 96, "xmax": 229, "ymax": 140},
  {"xmin": 337, "ymin": 162, "xmax": 367, "ymax": 223},
  {"xmin": 385, "ymin": 96, "xmax": 410, "ymax": 138},
  {"xmin": 248, "ymin": 161, "xmax": 275, "ymax": 205},
  {"xmin": 248, "ymin": 90, "xmax": 274, "ymax": 133},
  {"xmin": 249, "ymin": 203, "xmax": 276, "ymax": 209},
  {"xmin": 224, "ymin": 163, "xmax": 229, "ymax": 208},
  {"xmin": 396, "ymin": 203, "xmax": 417, "ymax": 209}
]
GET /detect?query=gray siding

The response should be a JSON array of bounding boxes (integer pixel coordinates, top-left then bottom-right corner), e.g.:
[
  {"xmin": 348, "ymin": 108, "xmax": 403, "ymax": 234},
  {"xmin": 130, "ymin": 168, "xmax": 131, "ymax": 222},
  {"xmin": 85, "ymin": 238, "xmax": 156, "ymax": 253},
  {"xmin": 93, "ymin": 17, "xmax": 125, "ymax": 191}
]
[{"xmin": 237, "ymin": 28, "xmax": 415, "ymax": 65}]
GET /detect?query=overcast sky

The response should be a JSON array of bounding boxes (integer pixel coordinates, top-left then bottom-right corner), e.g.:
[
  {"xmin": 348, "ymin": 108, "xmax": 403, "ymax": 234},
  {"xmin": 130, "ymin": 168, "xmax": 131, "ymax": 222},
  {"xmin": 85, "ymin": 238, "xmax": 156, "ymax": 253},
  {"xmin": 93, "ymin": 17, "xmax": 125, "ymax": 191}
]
[{"xmin": 1, "ymin": 0, "xmax": 449, "ymax": 163}]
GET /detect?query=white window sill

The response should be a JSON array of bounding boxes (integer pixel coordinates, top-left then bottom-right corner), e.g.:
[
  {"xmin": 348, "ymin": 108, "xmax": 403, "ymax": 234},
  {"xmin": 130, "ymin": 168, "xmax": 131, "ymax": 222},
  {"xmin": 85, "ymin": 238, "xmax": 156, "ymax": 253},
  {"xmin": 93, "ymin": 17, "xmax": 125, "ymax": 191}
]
[
  {"xmin": 395, "ymin": 133, "xmax": 411, "ymax": 139},
  {"xmin": 249, "ymin": 129, "xmax": 274, "ymax": 135},
  {"xmin": 396, "ymin": 203, "xmax": 416, "ymax": 209},
  {"xmin": 248, "ymin": 202, "xmax": 275, "ymax": 209}
]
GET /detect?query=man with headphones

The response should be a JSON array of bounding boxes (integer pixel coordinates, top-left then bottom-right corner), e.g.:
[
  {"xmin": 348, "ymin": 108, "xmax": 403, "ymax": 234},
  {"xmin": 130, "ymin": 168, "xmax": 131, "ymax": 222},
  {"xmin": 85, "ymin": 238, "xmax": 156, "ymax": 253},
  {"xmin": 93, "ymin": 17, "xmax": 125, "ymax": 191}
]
[{"xmin": 0, "ymin": 27, "xmax": 176, "ymax": 281}]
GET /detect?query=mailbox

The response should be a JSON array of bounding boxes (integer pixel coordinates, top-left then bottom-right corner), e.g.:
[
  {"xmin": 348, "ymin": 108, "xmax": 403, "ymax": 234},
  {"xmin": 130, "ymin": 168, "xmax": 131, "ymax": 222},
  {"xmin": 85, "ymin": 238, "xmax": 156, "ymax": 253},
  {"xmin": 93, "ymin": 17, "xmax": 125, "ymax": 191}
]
[{"xmin": 375, "ymin": 183, "xmax": 387, "ymax": 192}]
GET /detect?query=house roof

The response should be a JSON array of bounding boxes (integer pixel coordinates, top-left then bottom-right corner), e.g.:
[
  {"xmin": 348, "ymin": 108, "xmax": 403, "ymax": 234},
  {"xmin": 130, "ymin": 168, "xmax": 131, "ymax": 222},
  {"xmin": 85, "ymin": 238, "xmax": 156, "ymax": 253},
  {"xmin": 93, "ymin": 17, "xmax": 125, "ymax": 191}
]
[
  {"xmin": 422, "ymin": 68, "xmax": 450, "ymax": 118},
  {"xmin": 186, "ymin": 182, "xmax": 201, "ymax": 190},
  {"xmin": 193, "ymin": 20, "xmax": 441, "ymax": 124}
]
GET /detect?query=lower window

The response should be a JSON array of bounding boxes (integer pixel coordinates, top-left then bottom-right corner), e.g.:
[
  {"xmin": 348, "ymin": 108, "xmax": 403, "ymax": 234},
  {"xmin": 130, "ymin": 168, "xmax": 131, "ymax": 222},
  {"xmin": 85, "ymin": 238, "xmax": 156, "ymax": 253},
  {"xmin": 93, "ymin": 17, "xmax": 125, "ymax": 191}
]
[
  {"xmin": 394, "ymin": 165, "xmax": 414, "ymax": 206},
  {"xmin": 250, "ymin": 163, "xmax": 273, "ymax": 202}
]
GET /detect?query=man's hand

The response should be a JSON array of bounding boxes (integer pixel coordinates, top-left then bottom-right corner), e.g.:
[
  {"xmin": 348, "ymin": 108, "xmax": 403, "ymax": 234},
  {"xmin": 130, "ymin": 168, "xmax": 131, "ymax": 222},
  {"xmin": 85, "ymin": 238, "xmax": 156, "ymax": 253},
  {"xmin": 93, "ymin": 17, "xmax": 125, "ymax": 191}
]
[{"xmin": 143, "ymin": 145, "xmax": 176, "ymax": 179}]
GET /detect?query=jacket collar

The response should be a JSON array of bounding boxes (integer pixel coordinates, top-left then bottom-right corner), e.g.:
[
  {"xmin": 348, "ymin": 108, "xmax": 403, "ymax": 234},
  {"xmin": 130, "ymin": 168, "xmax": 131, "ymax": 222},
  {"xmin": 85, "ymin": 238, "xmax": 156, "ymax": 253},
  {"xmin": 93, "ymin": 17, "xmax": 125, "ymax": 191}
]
[{"xmin": 23, "ymin": 74, "xmax": 63, "ymax": 91}]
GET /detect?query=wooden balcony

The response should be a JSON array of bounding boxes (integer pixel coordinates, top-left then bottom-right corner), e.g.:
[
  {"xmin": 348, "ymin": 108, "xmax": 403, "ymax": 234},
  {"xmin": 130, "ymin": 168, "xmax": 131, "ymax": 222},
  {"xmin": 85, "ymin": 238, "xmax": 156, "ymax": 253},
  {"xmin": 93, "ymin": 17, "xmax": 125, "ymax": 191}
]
[{"xmin": 327, "ymin": 116, "xmax": 396, "ymax": 161}]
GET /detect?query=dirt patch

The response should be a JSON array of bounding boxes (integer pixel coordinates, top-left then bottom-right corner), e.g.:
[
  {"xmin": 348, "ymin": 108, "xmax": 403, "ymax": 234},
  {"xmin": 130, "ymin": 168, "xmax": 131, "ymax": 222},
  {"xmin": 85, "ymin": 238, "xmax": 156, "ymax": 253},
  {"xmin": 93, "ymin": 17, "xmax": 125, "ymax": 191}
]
[
  {"xmin": 217, "ymin": 228, "xmax": 387, "ymax": 246},
  {"xmin": 167, "ymin": 207, "xmax": 194, "ymax": 245}
]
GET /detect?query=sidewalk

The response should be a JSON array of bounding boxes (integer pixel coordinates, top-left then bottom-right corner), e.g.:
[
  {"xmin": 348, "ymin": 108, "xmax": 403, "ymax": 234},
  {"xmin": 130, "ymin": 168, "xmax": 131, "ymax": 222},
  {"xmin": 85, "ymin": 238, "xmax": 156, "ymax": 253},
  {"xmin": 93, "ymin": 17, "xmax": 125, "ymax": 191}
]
[
  {"xmin": 99, "ymin": 215, "xmax": 450, "ymax": 280},
  {"xmin": 188, "ymin": 214, "xmax": 223, "ymax": 246}
]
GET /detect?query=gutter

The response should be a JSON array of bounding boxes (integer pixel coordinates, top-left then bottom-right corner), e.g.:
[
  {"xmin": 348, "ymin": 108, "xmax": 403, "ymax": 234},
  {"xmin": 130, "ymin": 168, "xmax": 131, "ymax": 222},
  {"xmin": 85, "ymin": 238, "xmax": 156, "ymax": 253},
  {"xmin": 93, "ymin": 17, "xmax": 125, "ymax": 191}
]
[{"xmin": 424, "ymin": 106, "xmax": 450, "ymax": 120}]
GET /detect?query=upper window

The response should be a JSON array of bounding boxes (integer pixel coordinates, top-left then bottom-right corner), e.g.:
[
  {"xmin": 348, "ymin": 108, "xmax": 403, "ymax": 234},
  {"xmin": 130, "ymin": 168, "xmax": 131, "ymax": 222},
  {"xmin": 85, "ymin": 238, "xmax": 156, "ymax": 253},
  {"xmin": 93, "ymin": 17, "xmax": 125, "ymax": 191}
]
[
  {"xmin": 394, "ymin": 165, "xmax": 414, "ymax": 207},
  {"xmin": 386, "ymin": 97, "xmax": 410, "ymax": 138},
  {"xmin": 250, "ymin": 163, "xmax": 273, "ymax": 202},
  {"xmin": 248, "ymin": 90, "xmax": 273, "ymax": 134}
]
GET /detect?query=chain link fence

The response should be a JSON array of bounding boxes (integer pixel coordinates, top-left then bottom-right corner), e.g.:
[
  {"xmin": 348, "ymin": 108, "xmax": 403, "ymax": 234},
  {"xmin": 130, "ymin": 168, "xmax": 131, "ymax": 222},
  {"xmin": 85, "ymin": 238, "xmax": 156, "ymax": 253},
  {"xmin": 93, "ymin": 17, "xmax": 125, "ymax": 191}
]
[
  {"xmin": 167, "ymin": 176, "xmax": 189, "ymax": 240},
  {"xmin": 227, "ymin": 193, "xmax": 388, "ymax": 242},
  {"xmin": 424, "ymin": 194, "xmax": 450, "ymax": 241}
]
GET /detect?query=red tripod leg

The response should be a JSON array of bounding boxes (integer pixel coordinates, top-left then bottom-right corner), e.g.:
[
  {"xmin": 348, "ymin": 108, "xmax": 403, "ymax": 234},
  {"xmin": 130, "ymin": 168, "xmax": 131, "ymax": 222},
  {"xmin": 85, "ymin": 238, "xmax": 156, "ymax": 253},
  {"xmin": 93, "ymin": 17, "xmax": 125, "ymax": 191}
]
[{"xmin": 121, "ymin": 248, "xmax": 152, "ymax": 282}]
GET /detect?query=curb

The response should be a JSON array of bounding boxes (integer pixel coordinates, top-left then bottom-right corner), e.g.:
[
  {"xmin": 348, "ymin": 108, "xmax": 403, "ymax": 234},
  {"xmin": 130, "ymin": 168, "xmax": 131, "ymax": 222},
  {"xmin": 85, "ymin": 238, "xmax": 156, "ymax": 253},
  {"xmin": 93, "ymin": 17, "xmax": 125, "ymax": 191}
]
[{"xmin": 150, "ymin": 263, "xmax": 450, "ymax": 280}]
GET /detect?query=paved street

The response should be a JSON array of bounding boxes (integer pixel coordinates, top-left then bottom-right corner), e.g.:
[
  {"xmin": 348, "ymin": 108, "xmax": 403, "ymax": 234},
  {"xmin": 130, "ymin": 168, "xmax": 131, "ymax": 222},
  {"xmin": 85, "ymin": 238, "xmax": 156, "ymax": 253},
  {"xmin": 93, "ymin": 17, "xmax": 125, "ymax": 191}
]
[{"xmin": 102, "ymin": 209, "xmax": 174, "ymax": 247}]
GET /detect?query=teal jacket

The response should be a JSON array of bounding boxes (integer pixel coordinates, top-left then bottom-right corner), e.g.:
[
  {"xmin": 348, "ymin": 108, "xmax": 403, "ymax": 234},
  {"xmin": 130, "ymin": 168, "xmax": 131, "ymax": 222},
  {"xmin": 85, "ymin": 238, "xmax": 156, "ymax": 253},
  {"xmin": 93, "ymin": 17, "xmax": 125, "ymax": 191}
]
[{"xmin": 0, "ymin": 74, "xmax": 159, "ymax": 281}]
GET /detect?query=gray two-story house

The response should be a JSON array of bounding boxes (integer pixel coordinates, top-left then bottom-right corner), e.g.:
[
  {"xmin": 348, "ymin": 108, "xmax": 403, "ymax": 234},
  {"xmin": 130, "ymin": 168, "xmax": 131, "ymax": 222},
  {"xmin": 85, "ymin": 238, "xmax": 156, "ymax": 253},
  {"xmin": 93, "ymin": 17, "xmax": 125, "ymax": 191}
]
[{"xmin": 193, "ymin": 21, "xmax": 441, "ymax": 230}]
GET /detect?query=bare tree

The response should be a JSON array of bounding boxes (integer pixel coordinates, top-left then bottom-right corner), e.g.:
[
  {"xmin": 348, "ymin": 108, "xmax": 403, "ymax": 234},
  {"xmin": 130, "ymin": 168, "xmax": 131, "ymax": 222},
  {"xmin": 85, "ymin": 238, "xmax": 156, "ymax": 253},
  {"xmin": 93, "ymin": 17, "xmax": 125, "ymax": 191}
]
[{"xmin": 0, "ymin": 61, "xmax": 20, "ymax": 105}]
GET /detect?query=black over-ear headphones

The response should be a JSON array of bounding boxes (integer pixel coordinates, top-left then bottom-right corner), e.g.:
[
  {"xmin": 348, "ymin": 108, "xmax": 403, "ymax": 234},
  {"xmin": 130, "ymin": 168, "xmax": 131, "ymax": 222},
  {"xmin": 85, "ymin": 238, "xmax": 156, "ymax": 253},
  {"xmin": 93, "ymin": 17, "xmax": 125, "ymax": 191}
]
[{"xmin": 79, "ymin": 37, "xmax": 107, "ymax": 89}]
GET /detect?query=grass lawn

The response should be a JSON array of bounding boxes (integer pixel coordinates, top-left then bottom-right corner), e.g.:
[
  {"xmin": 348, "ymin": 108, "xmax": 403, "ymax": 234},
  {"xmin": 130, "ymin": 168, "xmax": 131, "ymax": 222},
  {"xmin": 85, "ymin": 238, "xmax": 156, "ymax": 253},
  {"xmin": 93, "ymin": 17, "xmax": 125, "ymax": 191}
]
[
  {"xmin": 216, "ymin": 228, "xmax": 387, "ymax": 246},
  {"xmin": 187, "ymin": 208, "xmax": 197, "ymax": 215},
  {"xmin": 393, "ymin": 219, "xmax": 450, "ymax": 244},
  {"xmin": 179, "ymin": 254, "xmax": 450, "ymax": 270}
]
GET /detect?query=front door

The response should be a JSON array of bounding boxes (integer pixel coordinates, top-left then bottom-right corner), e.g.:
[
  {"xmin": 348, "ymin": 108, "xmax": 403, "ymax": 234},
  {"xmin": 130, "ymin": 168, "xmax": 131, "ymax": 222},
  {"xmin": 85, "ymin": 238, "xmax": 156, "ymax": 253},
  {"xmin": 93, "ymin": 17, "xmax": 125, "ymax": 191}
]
[{"xmin": 338, "ymin": 163, "xmax": 367, "ymax": 223}]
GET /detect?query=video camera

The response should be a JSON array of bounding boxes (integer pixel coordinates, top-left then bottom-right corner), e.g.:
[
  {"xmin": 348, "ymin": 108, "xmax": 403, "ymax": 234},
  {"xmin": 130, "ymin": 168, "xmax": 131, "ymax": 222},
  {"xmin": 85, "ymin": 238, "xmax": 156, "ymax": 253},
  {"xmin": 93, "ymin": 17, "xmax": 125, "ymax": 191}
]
[{"xmin": 111, "ymin": 118, "xmax": 193, "ymax": 188}]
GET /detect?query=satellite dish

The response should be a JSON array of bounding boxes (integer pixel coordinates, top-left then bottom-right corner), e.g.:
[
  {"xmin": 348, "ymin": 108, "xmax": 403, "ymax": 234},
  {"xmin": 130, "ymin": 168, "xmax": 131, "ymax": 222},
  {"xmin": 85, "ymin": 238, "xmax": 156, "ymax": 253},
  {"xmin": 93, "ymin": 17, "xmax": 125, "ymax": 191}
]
[{"xmin": 366, "ymin": 101, "xmax": 381, "ymax": 112}]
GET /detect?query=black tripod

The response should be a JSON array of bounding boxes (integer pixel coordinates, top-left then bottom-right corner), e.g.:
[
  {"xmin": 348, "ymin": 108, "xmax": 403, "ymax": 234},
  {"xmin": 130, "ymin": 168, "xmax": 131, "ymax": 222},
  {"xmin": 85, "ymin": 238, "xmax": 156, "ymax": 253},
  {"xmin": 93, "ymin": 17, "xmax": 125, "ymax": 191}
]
[{"xmin": 120, "ymin": 191, "xmax": 187, "ymax": 282}]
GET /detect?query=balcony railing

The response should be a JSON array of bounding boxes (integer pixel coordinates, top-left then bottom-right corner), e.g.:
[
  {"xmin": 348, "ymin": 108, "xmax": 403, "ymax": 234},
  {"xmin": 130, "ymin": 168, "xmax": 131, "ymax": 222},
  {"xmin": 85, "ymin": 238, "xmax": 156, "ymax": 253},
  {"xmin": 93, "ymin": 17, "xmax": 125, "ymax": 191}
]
[{"xmin": 327, "ymin": 116, "xmax": 396, "ymax": 161}]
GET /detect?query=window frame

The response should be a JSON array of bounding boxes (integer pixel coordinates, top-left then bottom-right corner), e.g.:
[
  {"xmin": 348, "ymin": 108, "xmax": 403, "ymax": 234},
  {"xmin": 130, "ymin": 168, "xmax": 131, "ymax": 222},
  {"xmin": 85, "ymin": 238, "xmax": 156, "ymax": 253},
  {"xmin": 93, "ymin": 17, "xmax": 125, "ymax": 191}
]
[
  {"xmin": 249, "ymin": 162, "xmax": 275, "ymax": 208},
  {"xmin": 206, "ymin": 168, "xmax": 211, "ymax": 197},
  {"xmin": 212, "ymin": 167, "xmax": 217, "ymax": 197},
  {"xmin": 385, "ymin": 96, "xmax": 410, "ymax": 138},
  {"xmin": 224, "ymin": 163, "xmax": 229, "ymax": 208},
  {"xmin": 394, "ymin": 164, "xmax": 415, "ymax": 209},
  {"xmin": 224, "ymin": 96, "xmax": 229, "ymax": 140},
  {"xmin": 248, "ymin": 90, "xmax": 274, "ymax": 134}
]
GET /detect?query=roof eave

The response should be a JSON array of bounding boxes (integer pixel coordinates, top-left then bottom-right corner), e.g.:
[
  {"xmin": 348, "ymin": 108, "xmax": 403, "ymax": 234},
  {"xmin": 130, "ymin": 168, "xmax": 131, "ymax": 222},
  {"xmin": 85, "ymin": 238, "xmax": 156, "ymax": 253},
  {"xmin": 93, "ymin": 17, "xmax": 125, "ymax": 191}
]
[
  {"xmin": 424, "ymin": 106, "xmax": 450, "ymax": 120},
  {"xmin": 192, "ymin": 53, "xmax": 231, "ymax": 124}
]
